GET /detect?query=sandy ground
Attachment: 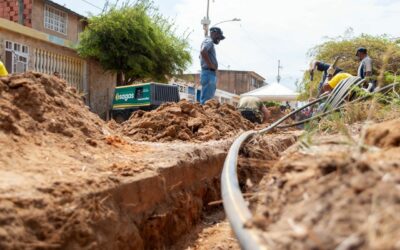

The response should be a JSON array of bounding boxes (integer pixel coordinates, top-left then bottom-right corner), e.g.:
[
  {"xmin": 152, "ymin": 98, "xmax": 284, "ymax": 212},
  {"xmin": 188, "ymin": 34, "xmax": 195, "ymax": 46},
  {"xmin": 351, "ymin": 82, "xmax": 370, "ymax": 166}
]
[{"xmin": 171, "ymin": 210, "xmax": 240, "ymax": 250}]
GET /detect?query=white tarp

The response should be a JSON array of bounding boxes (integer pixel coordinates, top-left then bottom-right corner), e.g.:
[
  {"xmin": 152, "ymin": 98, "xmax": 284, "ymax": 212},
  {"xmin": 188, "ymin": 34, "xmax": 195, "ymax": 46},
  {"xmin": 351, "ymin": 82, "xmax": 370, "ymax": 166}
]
[{"xmin": 241, "ymin": 82, "xmax": 299, "ymax": 101}]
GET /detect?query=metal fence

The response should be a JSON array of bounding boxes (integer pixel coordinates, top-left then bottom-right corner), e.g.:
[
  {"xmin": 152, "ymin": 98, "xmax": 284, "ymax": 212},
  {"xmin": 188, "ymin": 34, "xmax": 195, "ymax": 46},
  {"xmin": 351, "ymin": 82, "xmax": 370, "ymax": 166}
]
[{"xmin": 33, "ymin": 48, "xmax": 85, "ymax": 92}]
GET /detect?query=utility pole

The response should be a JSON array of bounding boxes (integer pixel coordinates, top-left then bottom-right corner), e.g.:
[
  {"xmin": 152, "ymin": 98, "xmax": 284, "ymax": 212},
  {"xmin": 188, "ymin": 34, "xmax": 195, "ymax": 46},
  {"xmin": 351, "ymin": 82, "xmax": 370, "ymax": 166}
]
[
  {"xmin": 277, "ymin": 60, "xmax": 283, "ymax": 83},
  {"xmin": 201, "ymin": 0, "xmax": 211, "ymax": 37}
]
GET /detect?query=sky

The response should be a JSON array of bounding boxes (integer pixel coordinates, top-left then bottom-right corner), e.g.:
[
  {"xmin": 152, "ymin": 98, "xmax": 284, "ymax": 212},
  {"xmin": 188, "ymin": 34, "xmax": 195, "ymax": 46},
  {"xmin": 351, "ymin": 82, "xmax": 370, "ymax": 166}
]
[{"xmin": 53, "ymin": 0, "xmax": 400, "ymax": 89}]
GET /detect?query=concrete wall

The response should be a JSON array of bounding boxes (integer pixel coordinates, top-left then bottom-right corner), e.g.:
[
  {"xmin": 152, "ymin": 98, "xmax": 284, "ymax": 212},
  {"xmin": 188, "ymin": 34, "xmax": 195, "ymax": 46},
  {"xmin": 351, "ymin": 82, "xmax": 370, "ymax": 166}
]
[
  {"xmin": 87, "ymin": 60, "xmax": 116, "ymax": 120},
  {"xmin": 32, "ymin": 0, "xmax": 85, "ymax": 43},
  {"xmin": 0, "ymin": 27, "xmax": 77, "ymax": 72}
]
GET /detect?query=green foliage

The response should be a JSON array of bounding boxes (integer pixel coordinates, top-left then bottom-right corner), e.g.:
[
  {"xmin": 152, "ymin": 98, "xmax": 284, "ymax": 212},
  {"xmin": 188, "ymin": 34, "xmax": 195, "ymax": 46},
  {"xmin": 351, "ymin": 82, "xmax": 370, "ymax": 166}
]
[
  {"xmin": 263, "ymin": 101, "xmax": 281, "ymax": 107},
  {"xmin": 77, "ymin": 1, "xmax": 191, "ymax": 84},
  {"xmin": 299, "ymin": 33, "xmax": 400, "ymax": 100}
]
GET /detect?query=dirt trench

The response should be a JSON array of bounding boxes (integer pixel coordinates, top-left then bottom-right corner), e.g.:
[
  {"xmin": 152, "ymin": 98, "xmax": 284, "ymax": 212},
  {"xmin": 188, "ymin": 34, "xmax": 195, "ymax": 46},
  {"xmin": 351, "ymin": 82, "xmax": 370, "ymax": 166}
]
[
  {"xmin": 0, "ymin": 131, "xmax": 299, "ymax": 250},
  {"xmin": 0, "ymin": 72, "xmax": 301, "ymax": 249}
]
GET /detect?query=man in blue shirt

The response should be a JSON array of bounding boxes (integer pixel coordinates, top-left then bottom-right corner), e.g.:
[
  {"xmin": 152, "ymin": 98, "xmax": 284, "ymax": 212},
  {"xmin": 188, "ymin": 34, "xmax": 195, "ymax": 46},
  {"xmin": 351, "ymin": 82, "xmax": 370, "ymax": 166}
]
[{"xmin": 199, "ymin": 27, "xmax": 225, "ymax": 104}]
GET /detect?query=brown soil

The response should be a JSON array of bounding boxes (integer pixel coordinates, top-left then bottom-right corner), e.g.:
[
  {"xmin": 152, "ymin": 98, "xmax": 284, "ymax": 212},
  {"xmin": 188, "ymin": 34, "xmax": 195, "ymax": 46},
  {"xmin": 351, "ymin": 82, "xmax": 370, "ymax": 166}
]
[
  {"xmin": 0, "ymin": 72, "xmax": 262, "ymax": 250},
  {"xmin": 0, "ymin": 72, "xmax": 105, "ymax": 141},
  {"xmin": 171, "ymin": 210, "xmax": 240, "ymax": 250},
  {"xmin": 248, "ymin": 120, "xmax": 400, "ymax": 249},
  {"xmin": 119, "ymin": 99, "xmax": 254, "ymax": 142},
  {"xmin": 238, "ymin": 131, "xmax": 301, "ymax": 186},
  {"xmin": 0, "ymin": 72, "xmax": 150, "ymax": 249},
  {"xmin": 364, "ymin": 118, "xmax": 400, "ymax": 148},
  {"xmin": 266, "ymin": 106, "xmax": 287, "ymax": 123},
  {"xmin": 11, "ymin": 71, "xmax": 393, "ymax": 250}
]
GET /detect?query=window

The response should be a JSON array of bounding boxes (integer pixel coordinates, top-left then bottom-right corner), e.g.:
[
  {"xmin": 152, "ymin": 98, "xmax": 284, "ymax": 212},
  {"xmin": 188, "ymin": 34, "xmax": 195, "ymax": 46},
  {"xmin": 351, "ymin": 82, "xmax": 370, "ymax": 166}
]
[
  {"xmin": 44, "ymin": 5, "xmax": 68, "ymax": 35},
  {"xmin": 251, "ymin": 78, "xmax": 256, "ymax": 87},
  {"xmin": 5, "ymin": 41, "xmax": 29, "ymax": 74}
]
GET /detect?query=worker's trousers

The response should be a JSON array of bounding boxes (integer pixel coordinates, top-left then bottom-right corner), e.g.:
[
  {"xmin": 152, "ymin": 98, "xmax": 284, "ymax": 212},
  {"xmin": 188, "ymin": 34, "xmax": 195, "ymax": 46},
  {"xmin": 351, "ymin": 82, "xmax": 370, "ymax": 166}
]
[{"xmin": 200, "ymin": 69, "xmax": 217, "ymax": 105}]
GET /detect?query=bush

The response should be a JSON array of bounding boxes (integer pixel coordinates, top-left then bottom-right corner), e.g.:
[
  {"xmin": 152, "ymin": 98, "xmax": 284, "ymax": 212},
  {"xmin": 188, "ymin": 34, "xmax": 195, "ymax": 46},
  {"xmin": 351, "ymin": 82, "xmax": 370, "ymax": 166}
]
[
  {"xmin": 299, "ymin": 33, "xmax": 400, "ymax": 100},
  {"xmin": 77, "ymin": 1, "xmax": 191, "ymax": 85}
]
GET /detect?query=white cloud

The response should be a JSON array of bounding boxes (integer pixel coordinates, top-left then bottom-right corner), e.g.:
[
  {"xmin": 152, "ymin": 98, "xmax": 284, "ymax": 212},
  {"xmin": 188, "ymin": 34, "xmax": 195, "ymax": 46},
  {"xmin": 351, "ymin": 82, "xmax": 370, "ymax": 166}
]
[
  {"xmin": 52, "ymin": 0, "xmax": 400, "ymax": 89},
  {"xmin": 167, "ymin": 0, "xmax": 400, "ymax": 88}
]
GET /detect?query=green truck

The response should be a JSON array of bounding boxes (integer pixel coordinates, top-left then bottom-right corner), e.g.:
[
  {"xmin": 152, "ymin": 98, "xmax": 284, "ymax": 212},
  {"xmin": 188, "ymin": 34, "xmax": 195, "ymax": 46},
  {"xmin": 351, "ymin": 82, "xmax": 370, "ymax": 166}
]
[{"xmin": 111, "ymin": 82, "xmax": 180, "ymax": 122}]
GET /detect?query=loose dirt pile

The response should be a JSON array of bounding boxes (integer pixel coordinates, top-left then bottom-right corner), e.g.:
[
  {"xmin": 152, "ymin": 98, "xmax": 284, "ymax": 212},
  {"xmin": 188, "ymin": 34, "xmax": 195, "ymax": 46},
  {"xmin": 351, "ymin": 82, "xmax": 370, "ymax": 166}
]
[
  {"xmin": 249, "ymin": 119, "xmax": 400, "ymax": 249},
  {"xmin": 266, "ymin": 106, "xmax": 287, "ymax": 123},
  {"xmin": 0, "ymin": 72, "xmax": 148, "ymax": 249},
  {"xmin": 119, "ymin": 100, "xmax": 254, "ymax": 142},
  {"xmin": 0, "ymin": 72, "xmax": 106, "ymax": 142}
]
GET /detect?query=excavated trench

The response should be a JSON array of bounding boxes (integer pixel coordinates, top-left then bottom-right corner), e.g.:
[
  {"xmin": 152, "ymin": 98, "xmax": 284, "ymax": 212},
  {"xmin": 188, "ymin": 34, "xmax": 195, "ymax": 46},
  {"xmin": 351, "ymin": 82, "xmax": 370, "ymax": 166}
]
[
  {"xmin": 101, "ymin": 131, "xmax": 299, "ymax": 250},
  {"xmin": 33, "ymin": 131, "xmax": 297, "ymax": 250},
  {"xmin": 0, "ymin": 72, "xmax": 299, "ymax": 250}
]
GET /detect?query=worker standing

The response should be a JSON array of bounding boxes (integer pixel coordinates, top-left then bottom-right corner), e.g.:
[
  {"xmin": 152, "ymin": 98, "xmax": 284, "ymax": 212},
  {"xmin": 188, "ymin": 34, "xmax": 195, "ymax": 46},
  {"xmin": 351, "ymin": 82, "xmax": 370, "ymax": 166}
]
[
  {"xmin": 356, "ymin": 47, "xmax": 375, "ymax": 90},
  {"xmin": 0, "ymin": 58, "xmax": 8, "ymax": 77},
  {"xmin": 238, "ymin": 96, "xmax": 270, "ymax": 124},
  {"xmin": 199, "ymin": 27, "xmax": 225, "ymax": 104},
  {"xmin": 356, "ymin": 47, "xmax": 373, "ymax": 79}
]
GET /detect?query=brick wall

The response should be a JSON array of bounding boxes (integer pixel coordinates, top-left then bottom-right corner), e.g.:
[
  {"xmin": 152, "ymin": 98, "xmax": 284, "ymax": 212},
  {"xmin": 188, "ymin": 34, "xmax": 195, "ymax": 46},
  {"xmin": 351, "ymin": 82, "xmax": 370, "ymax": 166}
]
[{"xmin": 0, "ymin": 0, "xmax": 33, "ymax": 27}]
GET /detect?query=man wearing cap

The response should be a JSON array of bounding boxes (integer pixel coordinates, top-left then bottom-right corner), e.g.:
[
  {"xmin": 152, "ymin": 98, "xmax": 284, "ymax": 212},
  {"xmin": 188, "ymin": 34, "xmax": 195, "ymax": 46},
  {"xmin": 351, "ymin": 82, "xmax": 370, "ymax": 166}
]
[
  {"xmin": 356, "ymin": 47, "xmax": 373, "ymax": 79},
  {"xmin": 199, "ymin": 27, "xmax": 225, "ymax": 104}
]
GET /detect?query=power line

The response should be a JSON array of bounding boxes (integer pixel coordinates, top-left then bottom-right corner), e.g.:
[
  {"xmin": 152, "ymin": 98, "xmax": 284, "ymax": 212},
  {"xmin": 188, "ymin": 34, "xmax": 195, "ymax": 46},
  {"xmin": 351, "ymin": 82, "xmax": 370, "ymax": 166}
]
[{"xmin": 81, "ymin": 0, "xmax": 103, "ymax": 11}]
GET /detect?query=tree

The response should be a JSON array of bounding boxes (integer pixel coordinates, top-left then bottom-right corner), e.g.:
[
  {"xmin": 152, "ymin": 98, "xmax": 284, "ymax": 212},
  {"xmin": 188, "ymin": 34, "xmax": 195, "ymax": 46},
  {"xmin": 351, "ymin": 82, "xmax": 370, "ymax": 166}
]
[
  {"xmin": 299, "ymin": 34, "xmax": 400, "ymax": 100},
  {"xmin": 77, "ymin": 1, "xmax": 192, "ymax": 85}
]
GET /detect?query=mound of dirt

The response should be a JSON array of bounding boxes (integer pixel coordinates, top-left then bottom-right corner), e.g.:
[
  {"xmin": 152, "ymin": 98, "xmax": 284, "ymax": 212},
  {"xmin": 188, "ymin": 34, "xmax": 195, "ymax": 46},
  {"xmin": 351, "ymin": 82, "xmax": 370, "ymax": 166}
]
[
  {"xmin": 119, "ymin": 100, "xmax": 254, "ymax": 142},
  {"xmin": 249, "ymin": 123, "xmax": 400, "ymax": 249},
  {"xmin": 265, "ymin": 106, "xmax": 287, "ymax": 123},
  {"xmin": 0, "ymin": 72, "xmax": 106, "ymax": 140},
  {"xmin": 364, "ymin": 118, "xmax": 400, "ymax": 148}
]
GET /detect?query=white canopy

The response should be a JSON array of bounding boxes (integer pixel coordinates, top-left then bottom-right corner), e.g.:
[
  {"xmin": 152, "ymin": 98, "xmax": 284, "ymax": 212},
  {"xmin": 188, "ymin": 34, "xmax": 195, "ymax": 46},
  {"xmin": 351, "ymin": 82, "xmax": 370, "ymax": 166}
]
[{"xmin": 241, "ymin": 82, "xmax": 299, "ymax": 101}]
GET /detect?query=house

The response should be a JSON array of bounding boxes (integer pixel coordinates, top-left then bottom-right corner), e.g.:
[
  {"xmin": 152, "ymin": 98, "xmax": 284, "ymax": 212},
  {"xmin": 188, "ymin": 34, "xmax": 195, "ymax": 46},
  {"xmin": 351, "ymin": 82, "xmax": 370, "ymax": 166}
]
[
  {"xmin": 169, "ymin": 77, "xmax": 240, "ymax": 106},
  {"xmin": 183, "ymin": 70, "xmax": 266, "ymax": 95},
  {"xmin": 0, "ymin": 0, "xmax": 115, "ymax": 119}
]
